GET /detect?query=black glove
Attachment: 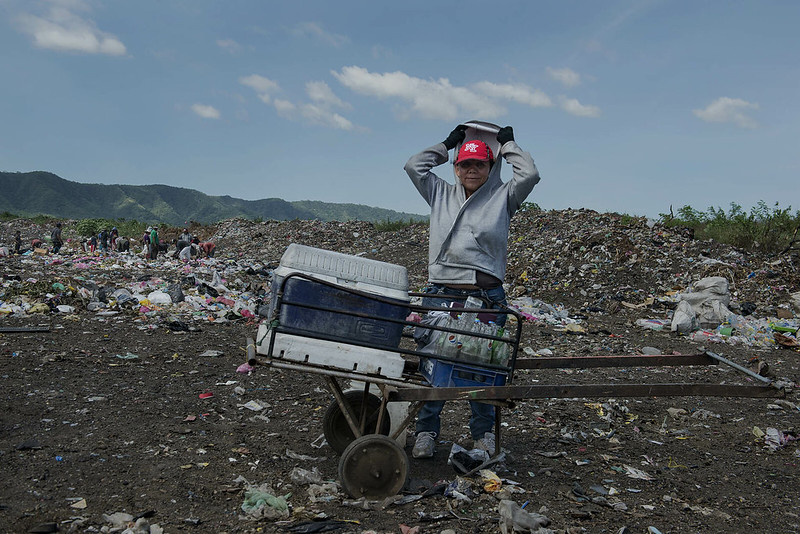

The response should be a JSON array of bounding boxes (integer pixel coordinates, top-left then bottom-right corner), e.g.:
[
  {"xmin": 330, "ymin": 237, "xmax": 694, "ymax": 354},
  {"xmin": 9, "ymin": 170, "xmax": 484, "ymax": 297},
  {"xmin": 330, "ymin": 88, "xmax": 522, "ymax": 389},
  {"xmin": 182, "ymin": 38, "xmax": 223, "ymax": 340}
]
[
  {"xmin": 497, "ymin": 126, "xmax": 514, "ymax": 145},
  {"xmin": 442, "ymin": 125, "xmax": 468, "ymax": 150}
]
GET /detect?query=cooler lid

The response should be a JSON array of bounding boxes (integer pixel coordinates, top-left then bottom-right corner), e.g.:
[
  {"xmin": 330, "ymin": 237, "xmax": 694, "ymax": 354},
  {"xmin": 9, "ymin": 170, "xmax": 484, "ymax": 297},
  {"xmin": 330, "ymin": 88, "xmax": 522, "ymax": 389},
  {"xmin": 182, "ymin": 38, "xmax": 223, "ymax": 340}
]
[{"xmin": 278, "ymin": 243, "xmax": 409, "ymax": 292}]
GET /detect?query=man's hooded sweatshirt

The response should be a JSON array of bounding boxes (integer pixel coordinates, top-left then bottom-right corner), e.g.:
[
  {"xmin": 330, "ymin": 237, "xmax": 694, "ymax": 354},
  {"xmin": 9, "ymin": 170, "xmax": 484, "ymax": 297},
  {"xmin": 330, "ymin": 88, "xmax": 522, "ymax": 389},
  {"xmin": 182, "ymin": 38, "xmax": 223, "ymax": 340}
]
[{"xmin": 404, "ymin": 139, "xmax": 540, "ymax": 286}]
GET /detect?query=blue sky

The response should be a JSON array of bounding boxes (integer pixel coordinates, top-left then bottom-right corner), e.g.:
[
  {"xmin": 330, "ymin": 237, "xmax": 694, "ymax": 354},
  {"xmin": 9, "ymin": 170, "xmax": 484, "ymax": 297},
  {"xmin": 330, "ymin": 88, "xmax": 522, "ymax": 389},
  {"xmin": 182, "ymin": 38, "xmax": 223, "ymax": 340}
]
[{"xmin": 1, "ymin": 0, "xmax": 798, "ymax": 219}]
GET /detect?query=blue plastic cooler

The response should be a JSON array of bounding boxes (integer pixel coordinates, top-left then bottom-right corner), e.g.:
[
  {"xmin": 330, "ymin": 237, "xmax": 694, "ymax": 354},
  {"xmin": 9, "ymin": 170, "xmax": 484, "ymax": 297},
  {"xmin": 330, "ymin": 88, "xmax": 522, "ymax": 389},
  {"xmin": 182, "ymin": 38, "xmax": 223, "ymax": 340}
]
[{"xmin": 272, "ymin": 244, "xmax": 410, "ymax": 349}]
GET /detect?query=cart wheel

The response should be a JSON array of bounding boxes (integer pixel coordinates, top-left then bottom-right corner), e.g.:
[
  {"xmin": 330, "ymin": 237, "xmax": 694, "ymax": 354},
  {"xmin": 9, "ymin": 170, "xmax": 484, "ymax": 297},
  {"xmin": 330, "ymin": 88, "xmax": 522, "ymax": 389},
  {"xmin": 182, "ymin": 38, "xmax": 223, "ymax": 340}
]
[
  {"xmin": 338, "ymin": 434, "xmax": 409, "ymax": 499},
  {"xmin": 322, "ymin": 391, "xmax": 391, "ymax": 454}
]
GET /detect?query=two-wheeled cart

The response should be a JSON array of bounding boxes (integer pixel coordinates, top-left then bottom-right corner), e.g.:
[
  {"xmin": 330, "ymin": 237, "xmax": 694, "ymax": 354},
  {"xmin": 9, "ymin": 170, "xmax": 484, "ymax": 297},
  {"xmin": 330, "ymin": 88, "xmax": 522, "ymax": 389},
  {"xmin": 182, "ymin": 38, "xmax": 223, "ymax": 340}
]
[{"xmin": 249, "ymin": 249, "xmax": 784, "ymax": 500}]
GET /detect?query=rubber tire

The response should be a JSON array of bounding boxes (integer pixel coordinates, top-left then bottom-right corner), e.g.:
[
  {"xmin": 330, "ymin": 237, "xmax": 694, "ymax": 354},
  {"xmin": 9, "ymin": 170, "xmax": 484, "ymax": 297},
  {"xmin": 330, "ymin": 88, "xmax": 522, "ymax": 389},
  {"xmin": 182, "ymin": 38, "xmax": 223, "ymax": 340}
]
[
  {"xmin": 338, "ymin": 434, "xmax": 409, "ymax": 499},
  {"xmin": 322, "ymin": 390, "xmax": 391, "ymax": 455}
]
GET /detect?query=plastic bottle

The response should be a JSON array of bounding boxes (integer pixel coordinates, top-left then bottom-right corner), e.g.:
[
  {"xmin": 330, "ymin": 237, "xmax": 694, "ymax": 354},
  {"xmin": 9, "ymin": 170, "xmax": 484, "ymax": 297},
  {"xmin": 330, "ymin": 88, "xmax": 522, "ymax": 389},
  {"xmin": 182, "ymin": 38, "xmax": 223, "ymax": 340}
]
[
  {"xmin": 437, "ymin": 316, "xmax": 462, "ymax": 359},
  {"xmin": 475, "ymin": 320, "xmax": 493, "ymax": 364},
  {"xmin": 452, "ymin": 296, "xmax": 482, "ymax": 362},
  {"xmin": 461, "ymin": 296, "xmax": 483, "ymax": 323},
  {"xmin": 460, "ymin": 319, "xmax": 489, "ymax": 364},
  {"xmin": 491, "ymin": 326, "xmax": 510, "ymax": 366}
]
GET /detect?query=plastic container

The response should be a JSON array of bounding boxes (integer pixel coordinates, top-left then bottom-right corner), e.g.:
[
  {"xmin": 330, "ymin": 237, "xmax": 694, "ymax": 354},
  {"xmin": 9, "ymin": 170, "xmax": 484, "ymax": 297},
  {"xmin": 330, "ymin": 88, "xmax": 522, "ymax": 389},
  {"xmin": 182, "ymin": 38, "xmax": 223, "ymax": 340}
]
[
  {"xmin": 256, "ymin": 327, "xmax": 406, "ymax": 379},
  {"xmin": 419, "ymin": 357, "xmax": 508, "ymax": 388},
  {"xmin": 271, "ymin": 244, "xmax": 410, "ymax": 349}
]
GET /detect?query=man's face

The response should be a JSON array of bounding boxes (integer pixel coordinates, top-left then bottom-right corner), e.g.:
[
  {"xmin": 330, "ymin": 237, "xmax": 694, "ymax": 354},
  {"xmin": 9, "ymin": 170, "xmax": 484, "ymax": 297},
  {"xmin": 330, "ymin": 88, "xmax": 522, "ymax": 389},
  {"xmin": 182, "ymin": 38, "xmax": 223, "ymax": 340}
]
[{"xmin": 455, "ymin": 159, "xmax": 490, "ymax": 196}]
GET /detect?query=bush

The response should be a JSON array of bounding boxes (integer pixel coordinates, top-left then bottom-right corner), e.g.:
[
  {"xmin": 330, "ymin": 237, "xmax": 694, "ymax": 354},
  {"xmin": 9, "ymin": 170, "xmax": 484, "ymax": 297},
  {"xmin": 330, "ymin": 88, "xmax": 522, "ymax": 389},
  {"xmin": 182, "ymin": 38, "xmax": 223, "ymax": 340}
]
[
  {"xmin": 659, "ymin": 201, "xmax": 800, "ymax": 254},
  {"xmin": 518, "ymin": 202, "xmax": 541, "ymax": 213},
  {"xmin": 75, "ymin": 218, "xmax": 149, "ymax": 240}
]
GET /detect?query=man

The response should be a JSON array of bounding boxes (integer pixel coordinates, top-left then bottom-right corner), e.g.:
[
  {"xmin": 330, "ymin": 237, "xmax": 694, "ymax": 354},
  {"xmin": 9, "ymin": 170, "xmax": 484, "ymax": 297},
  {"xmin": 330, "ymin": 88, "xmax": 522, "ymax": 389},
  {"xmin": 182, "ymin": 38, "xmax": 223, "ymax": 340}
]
[
  {"xmin": 178, "ymin": 228, "xmax": 192, "ymax": 250},
  {"xmin": 99, "ymin": 229, "xmax": 109, "ymax": 254},
  {"xmin": 404, "ymin": 123, "xmax": 540, "ymax": 459},
  {"xmin": 149, "ymin": 227, "xmax": 159, "ymax": 260},
  {"xmin": 51, "ymin": 223, "xmax": 63, "ymax": 253}
]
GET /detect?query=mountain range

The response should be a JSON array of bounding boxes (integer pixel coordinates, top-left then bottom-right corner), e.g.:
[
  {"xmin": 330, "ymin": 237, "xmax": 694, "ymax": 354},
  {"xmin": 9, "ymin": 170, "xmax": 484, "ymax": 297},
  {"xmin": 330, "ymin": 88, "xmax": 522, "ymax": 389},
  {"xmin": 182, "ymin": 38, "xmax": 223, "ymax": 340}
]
[{"xmin": 0, "ymin": 171, "xmax": 425, "ymax": 224}]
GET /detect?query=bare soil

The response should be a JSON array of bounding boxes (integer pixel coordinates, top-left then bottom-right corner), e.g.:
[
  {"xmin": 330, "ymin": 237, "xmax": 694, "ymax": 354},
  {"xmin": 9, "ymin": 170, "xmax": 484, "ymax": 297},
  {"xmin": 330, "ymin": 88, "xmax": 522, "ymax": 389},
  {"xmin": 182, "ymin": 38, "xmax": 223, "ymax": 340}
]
[{"xmin": 1, "ymin": 212, "xmax": 799, "ymax": 534}]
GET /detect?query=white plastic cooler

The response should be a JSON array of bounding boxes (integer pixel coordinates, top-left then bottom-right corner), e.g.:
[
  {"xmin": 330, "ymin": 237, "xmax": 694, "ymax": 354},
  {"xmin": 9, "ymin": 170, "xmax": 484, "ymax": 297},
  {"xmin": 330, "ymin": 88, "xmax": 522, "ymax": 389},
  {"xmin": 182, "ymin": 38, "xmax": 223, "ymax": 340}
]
[{"xmin": 257, "ymin": 244, "xmax": 410, "ymax": 378}]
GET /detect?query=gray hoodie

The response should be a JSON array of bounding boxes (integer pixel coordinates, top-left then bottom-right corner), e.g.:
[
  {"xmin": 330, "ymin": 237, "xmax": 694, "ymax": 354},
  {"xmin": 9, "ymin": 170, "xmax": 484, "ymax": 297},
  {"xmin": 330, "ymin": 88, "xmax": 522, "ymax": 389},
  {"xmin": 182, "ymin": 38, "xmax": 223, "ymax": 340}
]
[{"xmin": 404, "ymin": 139, "xmax": 540, "ymax": 285}]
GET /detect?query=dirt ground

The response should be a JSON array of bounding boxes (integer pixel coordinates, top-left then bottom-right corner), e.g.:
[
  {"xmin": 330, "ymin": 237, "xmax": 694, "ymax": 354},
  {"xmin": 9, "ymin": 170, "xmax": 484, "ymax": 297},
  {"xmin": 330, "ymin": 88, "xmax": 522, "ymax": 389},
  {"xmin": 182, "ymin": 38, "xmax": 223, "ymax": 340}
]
[{"xmin": 1, "ymin": 212, "xmax": 799, "ymax": 534}]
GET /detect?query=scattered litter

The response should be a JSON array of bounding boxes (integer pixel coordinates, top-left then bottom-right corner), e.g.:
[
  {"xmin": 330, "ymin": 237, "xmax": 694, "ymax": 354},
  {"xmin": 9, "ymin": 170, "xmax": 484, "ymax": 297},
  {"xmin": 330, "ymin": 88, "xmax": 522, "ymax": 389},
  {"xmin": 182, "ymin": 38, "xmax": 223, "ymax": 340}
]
[
  {"xmin": 636, "ymin": 319, "xmax": 669, "ymax": 331},
  {"xmin": 535, "ymin": 450, "xmax": 567, "ymax": 458},
  {"xmin": 237, "ymin": 362, "xmax": 255, "ymax": 374},
  {"xmin": 240, "ymin": 400, "xmax": 267, "ymax": 411},
  {"xmin": 763, "ymin": 427, "xmax": 798, "ymax": 451},
  {"xmin": 285, "ymin": 449, "xmax": 323, "ymax": 461},
  {"xmin": 307, "ymin": 482, "xmax": 341, "ymax": 503},
  {"xmin": 239, "ymin": 484, "xmax": 290, "ymax": 521},
  {"xmin": 290, "ymin": 466, "xmax": 324, "ymax": 485},
  {"xmin": 622, "ymin": 465, "xmax": 654, "ymax": 481},
  {"xmin": 498, "ymin": 499, "xmax": 551, "ymax": 533},
  {"xmin": 448, "ymin": 443, "xmax": 489, "ymax": 474},
  {"xmin": 479, "ymin": 469, "xmax": 503, "ymax": 492}
]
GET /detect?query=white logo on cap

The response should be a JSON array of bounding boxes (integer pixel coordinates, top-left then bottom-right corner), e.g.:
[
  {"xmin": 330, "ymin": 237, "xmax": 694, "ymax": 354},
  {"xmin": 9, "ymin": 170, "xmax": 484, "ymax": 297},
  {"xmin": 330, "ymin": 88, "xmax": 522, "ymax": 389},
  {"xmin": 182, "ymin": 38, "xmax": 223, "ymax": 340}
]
[{"xmin": 463, "ymin": 142, "xmax": 481, "ymax": 153}]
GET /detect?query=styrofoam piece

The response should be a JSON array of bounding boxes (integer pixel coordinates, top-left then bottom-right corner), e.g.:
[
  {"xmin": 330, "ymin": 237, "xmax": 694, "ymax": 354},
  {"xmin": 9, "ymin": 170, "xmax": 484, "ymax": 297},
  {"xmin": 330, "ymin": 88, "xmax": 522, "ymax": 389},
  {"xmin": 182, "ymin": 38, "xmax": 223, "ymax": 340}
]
[
  {"xmin": 274, "ymin": 243, "xmax": 409, "ymax": 300},
  {"xmin": 256, "ymin": 327, "xmax": 405, "ymax": 379}
]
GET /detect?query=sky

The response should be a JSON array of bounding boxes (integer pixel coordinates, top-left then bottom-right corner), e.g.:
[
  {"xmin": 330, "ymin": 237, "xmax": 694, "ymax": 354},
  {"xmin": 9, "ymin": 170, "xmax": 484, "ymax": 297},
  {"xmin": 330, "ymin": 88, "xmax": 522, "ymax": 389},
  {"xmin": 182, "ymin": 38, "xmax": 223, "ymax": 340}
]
[{"xmin": 1, "ymin": 0, "xmax": 798, "ymax": 220}]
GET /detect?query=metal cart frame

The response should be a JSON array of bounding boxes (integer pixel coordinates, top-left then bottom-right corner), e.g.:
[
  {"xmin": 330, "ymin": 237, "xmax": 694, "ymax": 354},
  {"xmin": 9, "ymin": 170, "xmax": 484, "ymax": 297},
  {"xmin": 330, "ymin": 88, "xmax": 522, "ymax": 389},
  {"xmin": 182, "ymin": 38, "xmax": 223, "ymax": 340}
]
[{"xmin": 248, "ymin": 273, "xmax": 785, "ymax": 499}]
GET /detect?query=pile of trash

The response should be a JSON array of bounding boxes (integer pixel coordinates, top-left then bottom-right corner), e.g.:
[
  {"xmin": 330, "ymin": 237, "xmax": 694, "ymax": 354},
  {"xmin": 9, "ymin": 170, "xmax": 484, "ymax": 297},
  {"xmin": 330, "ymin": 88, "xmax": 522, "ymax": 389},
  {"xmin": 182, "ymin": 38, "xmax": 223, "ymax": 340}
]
[
  {"xmin": 504, "ymin": 209, "xmax": 800, "ymax": 350},
  {"xmin": 0, "ymin": 251, "xmax": 273, "ymax": 325},
  {"xmin": 2, "ymin": 210, "xmax": 799, "ymax": 348}
]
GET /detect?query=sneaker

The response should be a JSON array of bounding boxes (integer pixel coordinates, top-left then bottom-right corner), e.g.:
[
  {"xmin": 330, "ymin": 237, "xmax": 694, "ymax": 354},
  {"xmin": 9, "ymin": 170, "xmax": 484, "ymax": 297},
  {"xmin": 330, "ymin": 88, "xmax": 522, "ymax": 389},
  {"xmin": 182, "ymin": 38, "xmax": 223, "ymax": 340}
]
[
  {"xmin": 412, "ymin": 431, "xmax": 436, "ymax": 458},
  {"xmin": 475, "ymin": 432, "xmax": 496, "ymax": 455}
]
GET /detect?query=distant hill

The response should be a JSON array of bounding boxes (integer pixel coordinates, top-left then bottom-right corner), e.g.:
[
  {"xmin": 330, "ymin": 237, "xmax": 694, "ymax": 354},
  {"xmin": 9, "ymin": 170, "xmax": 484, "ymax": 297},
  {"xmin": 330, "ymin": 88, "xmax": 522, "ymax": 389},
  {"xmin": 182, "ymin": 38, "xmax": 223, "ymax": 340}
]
[{"xmin": 0, "ymin": 171, "xmax": 426, "ymax": 224}]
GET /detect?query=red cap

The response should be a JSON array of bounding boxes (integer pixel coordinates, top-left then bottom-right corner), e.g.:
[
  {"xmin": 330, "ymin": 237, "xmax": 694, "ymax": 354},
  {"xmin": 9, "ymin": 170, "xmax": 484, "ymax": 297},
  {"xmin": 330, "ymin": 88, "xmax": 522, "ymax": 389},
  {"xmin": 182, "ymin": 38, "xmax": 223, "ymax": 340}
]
[{"xmin": 455, "ymin": 140, "xmax": 494, "ymax": 164}]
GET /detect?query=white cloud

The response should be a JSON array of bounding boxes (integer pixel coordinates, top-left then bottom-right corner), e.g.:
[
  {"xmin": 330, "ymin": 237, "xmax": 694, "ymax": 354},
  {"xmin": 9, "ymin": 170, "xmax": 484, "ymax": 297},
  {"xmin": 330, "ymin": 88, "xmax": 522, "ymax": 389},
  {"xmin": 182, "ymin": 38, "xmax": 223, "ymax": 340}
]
[
  {"xmin": 273, "ymin": 99, "xmax": 296, "ymax": 118},
  {"xmin": 273, "ymin": 95, "xmax": 354, "ymax": 131},
  {"xmin": 546, "ymin": 67, "xmax": 581, "ymax": 87},
  {"xmin": 290, "ymin": 22, "xmax": 349, "ymax": 47},
  {"xmin": 239, "ymin": 74, "xmax": 280, "ymax": 104},
  {"xmin": 216, "ymin": 38, "xmax": 241, "ymax": 54},
  {"xmin": 17, "ymin": 2, "xmax": 126, "ymax": 55},
  {"xmin": 693, "ymin": 97, "xmax": 759, "ymax": 128},
  {"xmin": 191, "ymin": 104, "xmax": 221, "ymax": 119},
  {"xmin": 331, "ymin": 66, "xmax": 507, "ymax": 121},
  {"xmin": 298, "ymin": 103, "xmax": 354, "ymax": 130},
  {"xmin": 559, "ymin": 96, "xmax": 601, "ymax": 118},
  {"xmin": 472, "ymin": 82, "xmax": 553, "ymax": 108},
  {"xmin": 306, "ymin": 81, "xmax": 350, "ymax": 109}
]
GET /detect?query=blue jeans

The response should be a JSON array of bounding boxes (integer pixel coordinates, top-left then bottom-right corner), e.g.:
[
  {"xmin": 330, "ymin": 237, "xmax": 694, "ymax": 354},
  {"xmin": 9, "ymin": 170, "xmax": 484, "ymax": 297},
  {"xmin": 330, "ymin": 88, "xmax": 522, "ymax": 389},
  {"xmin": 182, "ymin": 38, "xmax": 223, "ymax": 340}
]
[{"xmin": 415, "ymin": 284, "xmax": 506, "ymax": 440}]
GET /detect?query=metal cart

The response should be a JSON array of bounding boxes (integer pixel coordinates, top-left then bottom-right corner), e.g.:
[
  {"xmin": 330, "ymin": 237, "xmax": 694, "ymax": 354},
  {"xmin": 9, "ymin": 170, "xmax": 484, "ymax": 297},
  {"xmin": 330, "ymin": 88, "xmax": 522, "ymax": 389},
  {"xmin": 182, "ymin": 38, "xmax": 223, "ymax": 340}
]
[{"xmin": 248, "ymin": 272, "xmax": 785, "ymax": 500}]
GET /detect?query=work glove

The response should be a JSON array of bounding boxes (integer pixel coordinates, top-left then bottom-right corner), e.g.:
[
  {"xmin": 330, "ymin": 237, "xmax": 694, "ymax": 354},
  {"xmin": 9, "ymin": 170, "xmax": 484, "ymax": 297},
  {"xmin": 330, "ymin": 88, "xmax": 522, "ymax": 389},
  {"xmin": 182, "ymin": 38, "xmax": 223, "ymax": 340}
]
[
  {"xmin": 442, "ymin": 125, "xmax": 468, "ymax": 150},
  {"xmin": 497, "ymin": 126, "xmax": 514, "ymax": 145}
]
